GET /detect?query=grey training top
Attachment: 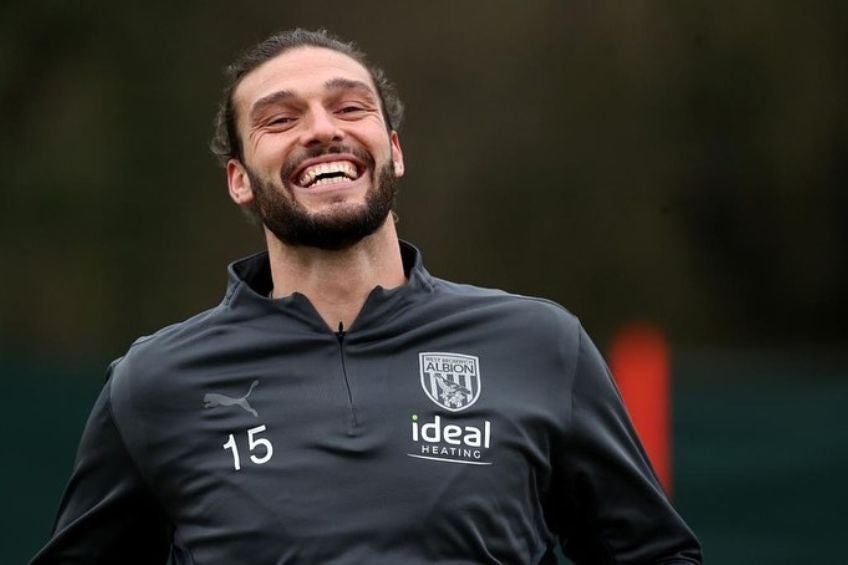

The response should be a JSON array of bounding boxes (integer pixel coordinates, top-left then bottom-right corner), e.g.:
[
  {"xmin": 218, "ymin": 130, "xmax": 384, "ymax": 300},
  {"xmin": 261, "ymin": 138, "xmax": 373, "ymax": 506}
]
[{"xmin": 33, "ymin": 241, "xmax": 701, "ymax": 564}]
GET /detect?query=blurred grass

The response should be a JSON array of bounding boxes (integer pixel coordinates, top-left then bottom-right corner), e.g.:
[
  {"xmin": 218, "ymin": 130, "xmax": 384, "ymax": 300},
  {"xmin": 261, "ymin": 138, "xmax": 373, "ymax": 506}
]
[{"xmin": 673, "ymin": 349, "xmax": 848, "ymax": 563}]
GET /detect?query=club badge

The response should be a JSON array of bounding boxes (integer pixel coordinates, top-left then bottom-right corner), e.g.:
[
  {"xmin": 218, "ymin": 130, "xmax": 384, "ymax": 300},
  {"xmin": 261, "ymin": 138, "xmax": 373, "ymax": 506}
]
[{"xmin": 419, "ymin": 352, "xmax": 481, "ymax": 412}]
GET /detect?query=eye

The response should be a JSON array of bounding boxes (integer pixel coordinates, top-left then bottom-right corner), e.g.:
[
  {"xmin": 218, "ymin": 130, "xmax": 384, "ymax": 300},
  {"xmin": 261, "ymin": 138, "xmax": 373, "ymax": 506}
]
[
  {"xmin": 337, "ymin": 105, "xmax": 365, "ymax": 115},
  {"xmin": 268, "ymin": 115, "xmax": 295, "ymax": 126}
]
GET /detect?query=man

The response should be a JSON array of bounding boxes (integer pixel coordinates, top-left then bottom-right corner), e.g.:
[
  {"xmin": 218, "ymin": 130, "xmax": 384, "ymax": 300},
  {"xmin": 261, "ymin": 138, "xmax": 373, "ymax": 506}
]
[{"xmin": 33, "ymin": 29, "xmax": 701, "ymax": 564}]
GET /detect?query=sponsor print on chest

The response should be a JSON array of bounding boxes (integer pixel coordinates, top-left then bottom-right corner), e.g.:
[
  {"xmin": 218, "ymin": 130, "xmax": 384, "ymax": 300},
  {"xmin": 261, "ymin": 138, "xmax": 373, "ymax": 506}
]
[{"xmin": 409, "ymin": 352, "xmax": 494, "ymax": 466}]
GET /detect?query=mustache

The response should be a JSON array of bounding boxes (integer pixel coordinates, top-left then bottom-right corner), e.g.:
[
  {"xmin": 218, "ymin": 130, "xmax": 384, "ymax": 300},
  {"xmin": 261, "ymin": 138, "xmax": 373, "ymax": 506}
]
[{"xmin": 281, "ymin": 143, "xmax": 375, "ymax": 183}]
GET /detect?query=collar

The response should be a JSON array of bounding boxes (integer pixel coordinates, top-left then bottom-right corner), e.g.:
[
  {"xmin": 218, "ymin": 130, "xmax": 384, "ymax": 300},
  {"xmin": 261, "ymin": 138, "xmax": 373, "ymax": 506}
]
[{"xmin": 222, "ymin": 240, "xmax": 435, "ymax": 333}]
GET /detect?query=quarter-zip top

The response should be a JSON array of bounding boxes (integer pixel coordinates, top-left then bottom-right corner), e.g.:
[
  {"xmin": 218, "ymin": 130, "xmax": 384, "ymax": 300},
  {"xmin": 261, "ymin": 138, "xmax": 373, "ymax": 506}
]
[
  {"xmin": 36, "ymin": 239, "xmax": 703, "ymax": 564},
  {"xmin": 335, "ymin": 321, "xmax": 359, "ymax": 431}
]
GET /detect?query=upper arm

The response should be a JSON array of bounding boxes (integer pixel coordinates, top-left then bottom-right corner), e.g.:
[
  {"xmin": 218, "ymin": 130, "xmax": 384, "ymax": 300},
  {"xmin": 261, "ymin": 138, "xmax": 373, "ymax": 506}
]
[
  {"xmin": 31, "ymin": 377, "xmax": 172, "ymax": 564},
  {"xmin": 552, "ymin": 327, "xmax": 702, "ymax": 564}
]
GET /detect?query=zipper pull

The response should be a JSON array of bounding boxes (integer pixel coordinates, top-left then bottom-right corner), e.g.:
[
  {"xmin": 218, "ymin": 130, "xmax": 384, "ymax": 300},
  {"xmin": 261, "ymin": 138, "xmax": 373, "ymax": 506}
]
[{"xmin": 336, "ymin": 321, "xmax": 346, "ymax": 343}]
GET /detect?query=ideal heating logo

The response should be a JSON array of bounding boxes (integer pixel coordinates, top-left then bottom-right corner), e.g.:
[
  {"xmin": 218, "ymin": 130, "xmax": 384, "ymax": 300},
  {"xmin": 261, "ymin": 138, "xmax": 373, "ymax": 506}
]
[{"xmin": 407, "ymin": 414, "xmax": 493, "ymax": 466}]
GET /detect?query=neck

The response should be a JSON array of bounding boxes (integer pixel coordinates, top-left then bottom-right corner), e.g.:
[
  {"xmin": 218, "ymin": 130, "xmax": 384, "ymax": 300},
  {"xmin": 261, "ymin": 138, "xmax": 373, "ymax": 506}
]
[{"xmin": 264, "ymin": 218, "xmax": 405, "ymax": 331}]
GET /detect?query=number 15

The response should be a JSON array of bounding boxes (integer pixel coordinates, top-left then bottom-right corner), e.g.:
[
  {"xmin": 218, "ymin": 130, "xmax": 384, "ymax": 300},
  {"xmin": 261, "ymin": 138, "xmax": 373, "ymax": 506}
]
[{"xmin": 222, "ymin": 425, "xmax": 274, "ymax": 471}]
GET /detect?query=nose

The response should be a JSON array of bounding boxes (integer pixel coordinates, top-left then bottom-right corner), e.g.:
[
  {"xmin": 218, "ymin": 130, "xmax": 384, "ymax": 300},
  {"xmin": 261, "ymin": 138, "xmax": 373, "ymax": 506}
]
[{"xmin": 300, "ymin": 105, "xmax": 343, "ymax": 146}]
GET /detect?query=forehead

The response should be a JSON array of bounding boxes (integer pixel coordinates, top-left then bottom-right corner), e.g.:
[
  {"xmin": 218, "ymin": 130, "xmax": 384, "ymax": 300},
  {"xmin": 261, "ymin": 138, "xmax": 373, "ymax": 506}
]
[{"xmin": 233, "ymin": 46, "xmax": 377, "ymax": 110}]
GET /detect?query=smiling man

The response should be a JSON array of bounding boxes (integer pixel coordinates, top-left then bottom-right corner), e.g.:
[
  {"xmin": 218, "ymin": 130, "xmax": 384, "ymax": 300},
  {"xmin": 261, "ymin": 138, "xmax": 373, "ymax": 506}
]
[
  {"xmin": 222, "ymin": 40, "xmax": 408, "ymax": 331},
  {"xmin": 32, "ymin": 29, "xmax": 701, "ymax": 564}
]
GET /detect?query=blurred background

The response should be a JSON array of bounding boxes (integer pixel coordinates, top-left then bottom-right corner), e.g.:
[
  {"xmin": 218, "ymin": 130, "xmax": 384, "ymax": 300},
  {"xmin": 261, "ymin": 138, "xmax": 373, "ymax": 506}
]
[{"xmin": 2, "ymin": 1, "xmax": 846, "ymax": 563}]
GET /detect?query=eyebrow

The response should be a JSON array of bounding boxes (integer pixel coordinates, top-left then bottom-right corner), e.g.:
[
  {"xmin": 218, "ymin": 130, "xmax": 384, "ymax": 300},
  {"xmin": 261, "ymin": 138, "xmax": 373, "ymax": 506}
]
[
  {"xmin": 323, "ymin": 78, "xmax": 376, "ymax": 98},
  {"xmin": 249, "ymin": 89, "xmax": 296, "ymax": 124}
]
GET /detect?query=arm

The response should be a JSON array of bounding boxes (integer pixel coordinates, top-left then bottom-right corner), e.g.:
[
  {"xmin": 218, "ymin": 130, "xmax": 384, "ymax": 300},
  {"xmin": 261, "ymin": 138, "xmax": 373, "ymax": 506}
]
[
  {"xmin": 552, "ymin": 326, "xmax": 702, "ymax": 564},
  {"xmin": 31, "ymin": 374, "xmax": 172, "ymax": 564}
]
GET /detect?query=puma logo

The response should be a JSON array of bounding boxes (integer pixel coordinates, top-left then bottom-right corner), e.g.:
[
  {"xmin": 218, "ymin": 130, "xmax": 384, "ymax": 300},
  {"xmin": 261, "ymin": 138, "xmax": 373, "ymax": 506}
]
[{"xmin": 203, "ymin": 380, "xmax": 260, "ymax": 417}]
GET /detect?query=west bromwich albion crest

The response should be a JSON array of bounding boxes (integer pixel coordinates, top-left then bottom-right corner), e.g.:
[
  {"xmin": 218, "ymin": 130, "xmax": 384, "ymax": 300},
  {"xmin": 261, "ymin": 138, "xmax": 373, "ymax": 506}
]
[{"xmin": 419, "ymin": 352, "xmax": 481, "ymax": 412}]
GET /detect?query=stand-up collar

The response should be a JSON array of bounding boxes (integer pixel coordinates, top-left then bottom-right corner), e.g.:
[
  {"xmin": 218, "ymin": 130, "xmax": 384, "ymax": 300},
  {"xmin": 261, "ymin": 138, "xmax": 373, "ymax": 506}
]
[{"xmin": 223, "ymin": 240, "xmax": 435, "ymax": 333}]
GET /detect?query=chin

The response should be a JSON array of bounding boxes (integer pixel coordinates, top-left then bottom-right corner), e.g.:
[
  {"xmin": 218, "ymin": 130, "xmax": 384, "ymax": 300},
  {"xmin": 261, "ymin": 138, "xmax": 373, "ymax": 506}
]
[{"xmin": 307, "ymin": 197, "xmax": 370, "ymax": 219}]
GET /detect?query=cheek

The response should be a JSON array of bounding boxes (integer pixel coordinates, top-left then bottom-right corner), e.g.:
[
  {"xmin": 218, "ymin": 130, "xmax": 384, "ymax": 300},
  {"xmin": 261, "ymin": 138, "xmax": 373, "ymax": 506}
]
[
  {"xmin": 362, "ymin": 134, "xmax": 393, "ymax": 160},
  {"xmin": 246, "ymin": 129, "xmax": 272, "ymax": 157},
  {"xmin": 252, "ymin": 133, "xmax": 294, "ymax": 164}
]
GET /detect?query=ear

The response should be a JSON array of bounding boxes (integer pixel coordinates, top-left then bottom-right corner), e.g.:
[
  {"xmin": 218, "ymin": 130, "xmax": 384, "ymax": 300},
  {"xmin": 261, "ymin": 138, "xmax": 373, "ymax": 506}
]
[
  {"xmin": 226, "ymin": 159, "xmax": 255, "ymax": 205},
  {"xmin": 390, "ymin": 131, "xmax": 405, "ymax": 177}
]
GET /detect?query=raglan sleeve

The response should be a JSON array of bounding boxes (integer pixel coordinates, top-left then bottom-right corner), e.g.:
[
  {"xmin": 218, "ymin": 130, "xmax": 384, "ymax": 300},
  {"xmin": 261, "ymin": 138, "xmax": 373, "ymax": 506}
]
[
  {"xmin": 30, "ymin": 365, "xmax": 172, "ymax": 564},
  {"xmin": 552, "ymin": 324, "xmax": 702, "ymax": 564}
]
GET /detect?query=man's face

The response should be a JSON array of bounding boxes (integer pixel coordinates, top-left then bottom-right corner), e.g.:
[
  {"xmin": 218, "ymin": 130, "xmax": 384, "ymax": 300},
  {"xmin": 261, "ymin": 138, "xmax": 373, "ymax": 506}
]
[{"xmin": 226, "ymin": 47, "xmax": 405, "ymax": 250}]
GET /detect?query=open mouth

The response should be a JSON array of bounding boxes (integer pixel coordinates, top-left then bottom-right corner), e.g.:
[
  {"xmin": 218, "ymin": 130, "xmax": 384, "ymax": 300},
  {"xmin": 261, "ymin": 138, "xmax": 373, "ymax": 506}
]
[{"xmin": 293, "ymin": 159, "xmax": 364, "ymax": 189}]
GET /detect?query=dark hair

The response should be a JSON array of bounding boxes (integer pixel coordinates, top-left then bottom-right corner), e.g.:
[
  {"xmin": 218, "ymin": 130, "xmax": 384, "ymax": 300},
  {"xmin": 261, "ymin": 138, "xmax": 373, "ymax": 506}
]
[{"xmin": 210, "ymin": 28, "xmax": 404, "ymax": 166}]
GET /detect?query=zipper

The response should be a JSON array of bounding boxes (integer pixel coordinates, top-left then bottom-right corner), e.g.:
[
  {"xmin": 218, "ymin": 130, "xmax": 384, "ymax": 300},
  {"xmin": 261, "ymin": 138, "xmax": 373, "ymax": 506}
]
[{"xmin": 336, "ymin": 322, "xmax": 359, "ymax": 431}]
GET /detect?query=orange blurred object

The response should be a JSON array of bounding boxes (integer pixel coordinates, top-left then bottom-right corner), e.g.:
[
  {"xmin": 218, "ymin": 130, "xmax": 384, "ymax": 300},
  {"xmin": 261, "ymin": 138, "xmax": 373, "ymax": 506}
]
[{"xmin": 609, "ymin": 323, "xmax": 672, "ymax": 495}]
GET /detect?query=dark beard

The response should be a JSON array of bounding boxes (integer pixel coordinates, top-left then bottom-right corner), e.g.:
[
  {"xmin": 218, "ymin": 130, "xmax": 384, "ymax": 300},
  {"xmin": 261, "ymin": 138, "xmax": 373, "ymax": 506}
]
[{"xmin": 246, "ymin": 158, "xmax": 398, "ymax": 252}]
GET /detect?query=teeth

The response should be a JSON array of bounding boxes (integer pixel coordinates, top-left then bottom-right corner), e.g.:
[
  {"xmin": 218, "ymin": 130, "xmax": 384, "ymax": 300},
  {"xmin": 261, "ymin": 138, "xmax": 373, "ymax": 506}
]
[
  {"xmin": 297, "ymin": 160, "xmax": 358, "ymax": 187},
  {"xmin": 312, "ymin": 176, "xmax": 351, "ymax": 187}
]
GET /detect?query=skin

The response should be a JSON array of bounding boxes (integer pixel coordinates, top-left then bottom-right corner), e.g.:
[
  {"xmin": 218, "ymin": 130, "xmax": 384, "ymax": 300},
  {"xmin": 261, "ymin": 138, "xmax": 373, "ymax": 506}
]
[{"xmin": 226, "ymin": 47, "xmax": 406, "ymax": 331}]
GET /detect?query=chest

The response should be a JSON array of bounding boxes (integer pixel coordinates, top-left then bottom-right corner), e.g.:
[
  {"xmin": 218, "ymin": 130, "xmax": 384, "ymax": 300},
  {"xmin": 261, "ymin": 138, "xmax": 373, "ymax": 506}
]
[{"xmin": 133, "ymin": 331, "xmax": 565, "ymax": 560}]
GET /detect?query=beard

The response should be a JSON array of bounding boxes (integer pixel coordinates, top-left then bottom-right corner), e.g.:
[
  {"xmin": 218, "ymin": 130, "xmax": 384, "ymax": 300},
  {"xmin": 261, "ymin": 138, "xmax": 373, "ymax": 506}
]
[{"xmin": 245, "ymin": 145, "xmax": 399, "ymax": 251}]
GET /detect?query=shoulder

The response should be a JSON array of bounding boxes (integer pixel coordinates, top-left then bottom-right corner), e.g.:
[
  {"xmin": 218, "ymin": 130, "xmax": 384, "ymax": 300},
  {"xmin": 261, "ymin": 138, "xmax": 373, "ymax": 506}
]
[
  {"xmin": 428, "ymin": 275, "xmax": 582, "ymax": 344},
  {"xmin": 109, "ymin": 303, "xmax": 228, "ymax": 405}
]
